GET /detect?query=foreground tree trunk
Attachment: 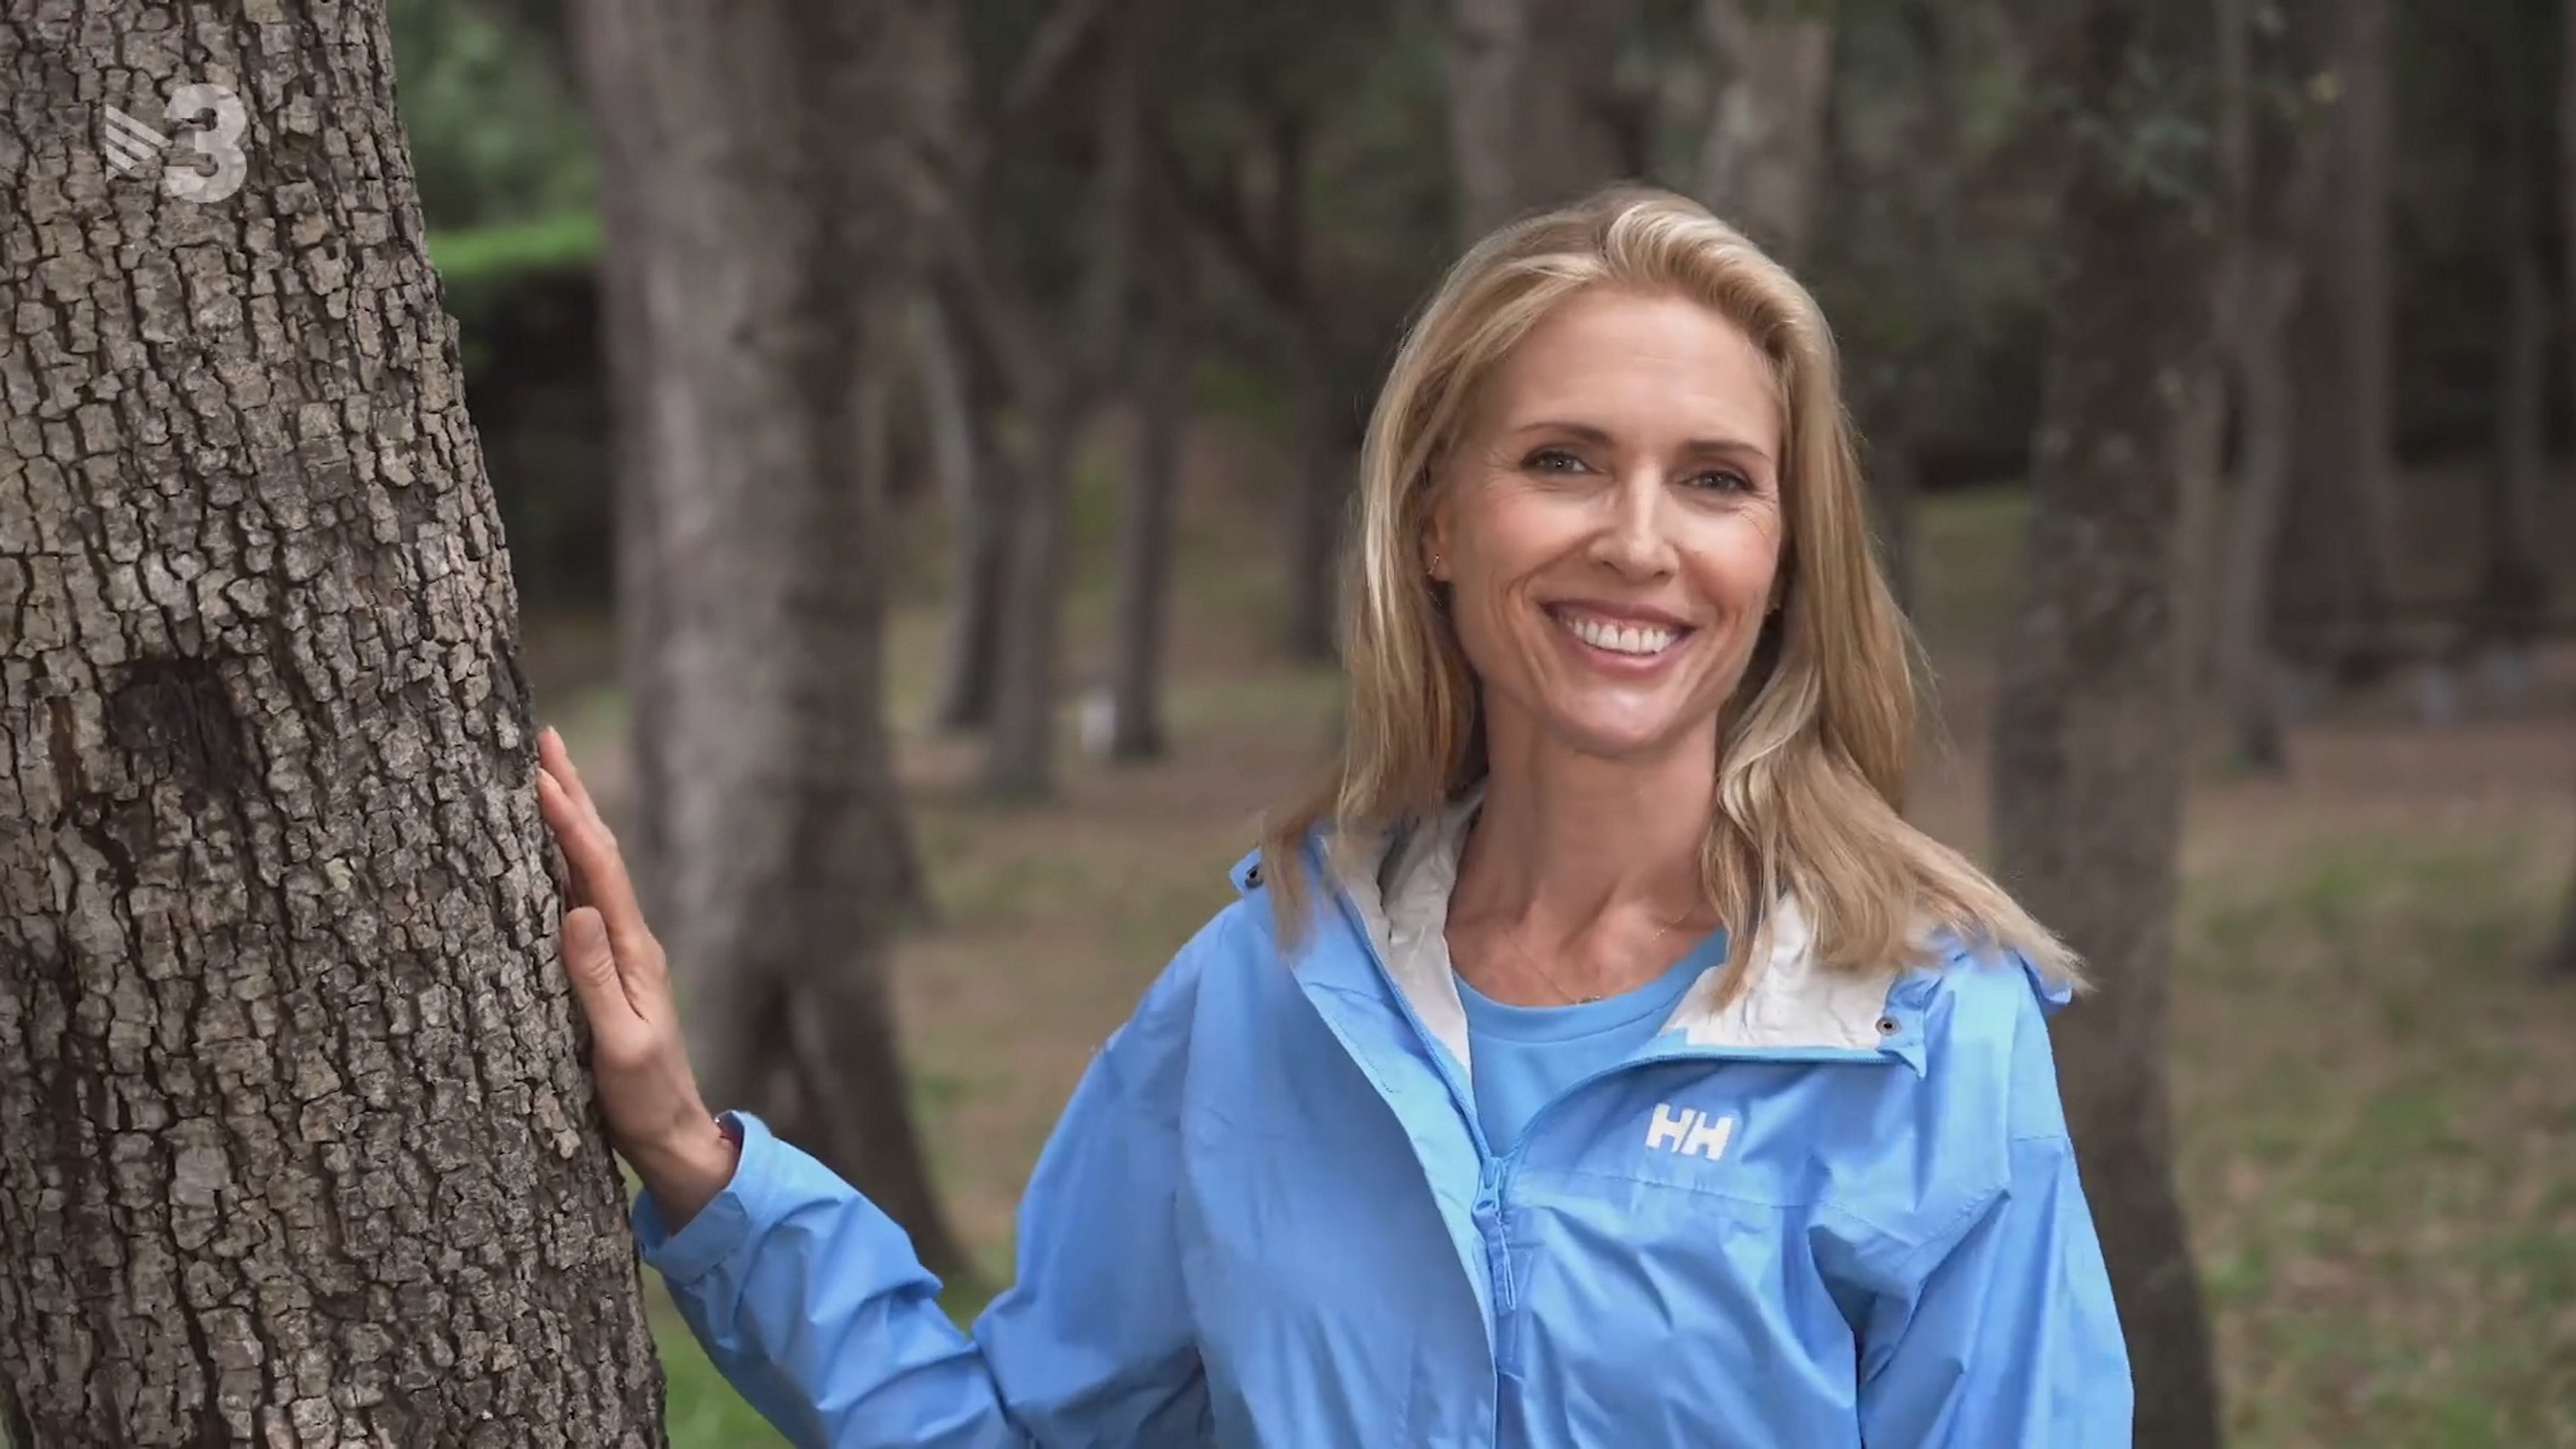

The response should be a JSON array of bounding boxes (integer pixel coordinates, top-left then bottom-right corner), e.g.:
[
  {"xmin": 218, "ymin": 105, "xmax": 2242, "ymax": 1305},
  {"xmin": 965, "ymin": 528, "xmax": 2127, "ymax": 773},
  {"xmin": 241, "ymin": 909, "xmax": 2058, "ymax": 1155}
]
[
  {"xmin": 0, "ymin": 4, "xmax": 667, "ymax": 1442},
  {"xmin": 570, "ymin": 0, "xmax": 968, "ymax": 1274},
  {"xmin": 1990, "ymin": 3, "xmax": 2227, "ymax": 1445}
]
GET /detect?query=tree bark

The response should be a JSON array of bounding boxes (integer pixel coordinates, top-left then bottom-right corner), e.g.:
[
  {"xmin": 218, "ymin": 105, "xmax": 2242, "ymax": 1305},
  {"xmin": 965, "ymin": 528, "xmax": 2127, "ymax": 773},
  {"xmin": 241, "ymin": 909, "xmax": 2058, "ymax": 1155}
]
[
  {"xmin": 1990, "ymin": 3, "xmax": 2226, "ymax": 1445},
  {"xmin": 570, "ymin": 0, "xmax": 968, "ymax": 1275},
  {"xmin": 1447, "ymin": 0, "xmax": 1637, "ymax": 239},
  {"xmin": 2272, "ymin": 0, "xmax": 2396, "ymax": 683},
  {"xmin": 920, "ymin": 292, "xmax": 1013, "ymax": 734},
  {"xmin": 2475, "ymin": 109, "xmax": 2550, "ymax": 651},
  {"xmin": 2215, "ymin": 0, "xmax": 2348, "ymax": 775},
  {"xmin": 0, "ymin": 3, "xmax": 667, "ymax": 1443},
  {"xmin": 981, "ymin": 396, "xmax": 1080, "ymax": 800},
  {"xmin": 1108, "ymin": 267, "xmax": 1191, "ymax": 762},
  {"xmin": 1695, "ymin": 0, "xmax": 1838, "ymax": 263}
]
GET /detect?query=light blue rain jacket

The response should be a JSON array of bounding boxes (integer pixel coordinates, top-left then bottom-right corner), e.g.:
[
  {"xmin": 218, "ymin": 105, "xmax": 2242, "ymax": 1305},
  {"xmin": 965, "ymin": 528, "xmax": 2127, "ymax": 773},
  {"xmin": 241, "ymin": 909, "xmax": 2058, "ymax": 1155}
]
[{"xmin": 637, "ymin": 800, "xmax": 2133, "ymax": 1446}]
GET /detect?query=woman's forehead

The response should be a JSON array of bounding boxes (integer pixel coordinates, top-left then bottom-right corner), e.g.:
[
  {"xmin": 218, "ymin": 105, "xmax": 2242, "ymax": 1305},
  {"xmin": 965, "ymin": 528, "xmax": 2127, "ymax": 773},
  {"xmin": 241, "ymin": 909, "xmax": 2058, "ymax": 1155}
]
[{"xmin": 1473, "ymin": 290, "xmax": 1781, "ymax": 453}]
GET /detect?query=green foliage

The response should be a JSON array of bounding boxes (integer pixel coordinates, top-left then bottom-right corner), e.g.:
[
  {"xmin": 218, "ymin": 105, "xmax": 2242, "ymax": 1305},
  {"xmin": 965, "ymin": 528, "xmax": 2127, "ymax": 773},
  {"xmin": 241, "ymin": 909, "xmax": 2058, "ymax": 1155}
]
[
  {"xmin": 426, "ymin": 209, "xmax": 602, "ymax": 281},
  {"xmin": 390, "ymin": 0, "xmax": 595, "ymax": 229}
]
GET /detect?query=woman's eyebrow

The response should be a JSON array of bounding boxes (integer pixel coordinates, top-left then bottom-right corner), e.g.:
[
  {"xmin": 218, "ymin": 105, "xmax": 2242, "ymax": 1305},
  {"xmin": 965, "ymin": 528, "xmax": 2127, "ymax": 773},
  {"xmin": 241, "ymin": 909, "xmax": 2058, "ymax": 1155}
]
[{"xmin": 1510, "ymin": 420, "xmax": 1776, "ymax": 467}]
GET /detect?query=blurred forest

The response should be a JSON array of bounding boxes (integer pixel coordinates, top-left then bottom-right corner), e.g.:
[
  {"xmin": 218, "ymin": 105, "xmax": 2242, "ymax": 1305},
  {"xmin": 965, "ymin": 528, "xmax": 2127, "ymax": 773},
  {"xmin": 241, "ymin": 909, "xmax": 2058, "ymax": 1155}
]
[
  {"xmin": 4, "ymin": 0, "xmax": 2573, "ymax": 1444},
  {"xmin": 400, "ymin": 0, "xmax": 2575, "ymax": 1443}
]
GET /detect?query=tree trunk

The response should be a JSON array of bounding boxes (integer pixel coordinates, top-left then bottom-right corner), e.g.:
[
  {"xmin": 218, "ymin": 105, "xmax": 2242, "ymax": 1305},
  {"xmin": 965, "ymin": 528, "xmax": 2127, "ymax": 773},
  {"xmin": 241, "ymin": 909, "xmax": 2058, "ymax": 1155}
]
[
  {"xmin": 2219, "ymin": 247, "xmax": 2303, "ymax": 774},
  {"xmin": 1989, "ymin": 3, "xmax": 2227, "ymax": 1445},
  {"xmin": 570, "ymin": 0, "xmax": 969, "ymax": 1276},
  {"xmin": 2475, "ymin": 136, "xmax": 2550, "ymax": 649},
  {"xmin": 981, "ymin": 399, "xmax": 1079, "ymax": 800},
  {"xmin": 1109, "ymin": 279, "xmax": 1191, "ymax": 762},
  {"xmin": 1285, "ymin": 346, "xmax": 1357, "ymax": 662},
  {"xmin": 1695, "ymin": 0, "xmax": 1838, "ymax": 263},
  {"xmin": 2272, "ymin": 0, "xmax": 2396, "ymax": 684},
  {"xmin": 921, "ymin": 292, "xmax": 1014, "ymax": 735},
  {"xmin": 0, "ymin": 4, "xmax": 667, "ymax": 1443},
  {"xmin": 1447, "ymin": 0, "xmax": 1636, "ymax": 238}
]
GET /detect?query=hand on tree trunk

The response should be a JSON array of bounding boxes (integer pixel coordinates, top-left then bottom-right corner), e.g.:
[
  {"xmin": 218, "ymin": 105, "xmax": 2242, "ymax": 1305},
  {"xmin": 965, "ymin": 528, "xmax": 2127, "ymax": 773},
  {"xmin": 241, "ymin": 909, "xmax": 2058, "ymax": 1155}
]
[{"xmin": 536, "ymin": 726, "xmax": 739, "ymax": 1227}]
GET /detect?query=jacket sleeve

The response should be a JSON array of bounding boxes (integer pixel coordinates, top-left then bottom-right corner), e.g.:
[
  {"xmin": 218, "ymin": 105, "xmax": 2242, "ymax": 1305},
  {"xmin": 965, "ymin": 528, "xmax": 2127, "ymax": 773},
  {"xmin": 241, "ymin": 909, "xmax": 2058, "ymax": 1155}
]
[
  {"xmin": 1853, "ymin": 1131, "xmax": 2133, "ymax": 1446},
  {"xmin": 634, "ymin": 962, "xmax": 1209, "ymax": 1449}
]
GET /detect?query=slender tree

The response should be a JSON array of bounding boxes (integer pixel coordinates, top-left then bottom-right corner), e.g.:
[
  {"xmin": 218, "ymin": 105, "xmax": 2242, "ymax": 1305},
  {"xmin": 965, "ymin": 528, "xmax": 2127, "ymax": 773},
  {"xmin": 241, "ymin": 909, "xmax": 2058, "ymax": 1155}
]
[
  {"xmin": 1448, "ymin": 0, "xmax": 1640, "ymax": 238},
  {"xmin": 920, "ymin": 294, "xmax": 1014, "ymax": 733},
  {"xmin": 911, "ymin": 0, "xmax": 1150, "ymax": 800},
  {"xmin": 2470, "ymin": 0, "xmax": 2552, "ymax": 667},
  {"xmin": 1695, "ymin": 0, "xmax": 1838, "ymax": 263},
  {"xmin": 569, "ymin": 0, "xmax": 967, "ymax": 1273},
  {"xmin": 0, "ymin": 3, "xmax": 667, "ymax": 1441},
  {"xmin": 2271, "ymin": 0, "xmax": 2396, "ymax": 684},
  {"xmin": 2215, "ymin": 0, "xmax": 2348, "ymax": 773},
  {"xmin": 1106, "ymin": 183, "xmax": 1193, "ymax": 761},
  {"xmin": 1990, "ymin": 1, "xmax": 2227, "ymax": 1443}
]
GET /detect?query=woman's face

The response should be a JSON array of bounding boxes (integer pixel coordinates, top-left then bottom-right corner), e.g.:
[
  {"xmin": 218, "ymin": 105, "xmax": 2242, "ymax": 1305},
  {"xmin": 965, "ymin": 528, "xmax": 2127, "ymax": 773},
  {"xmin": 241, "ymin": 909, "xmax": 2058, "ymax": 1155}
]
[{"xmin": 1425, "ymin": 287, "xmax": 1787, "ymax": 766}]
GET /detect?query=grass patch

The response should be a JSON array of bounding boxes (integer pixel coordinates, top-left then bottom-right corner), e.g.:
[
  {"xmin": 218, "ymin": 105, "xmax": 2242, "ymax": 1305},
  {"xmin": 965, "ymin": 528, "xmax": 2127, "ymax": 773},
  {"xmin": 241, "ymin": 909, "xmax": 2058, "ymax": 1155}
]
[{"xmin": 2172, "ymin": 832, "xmax": 2576, "ymax": 1448}]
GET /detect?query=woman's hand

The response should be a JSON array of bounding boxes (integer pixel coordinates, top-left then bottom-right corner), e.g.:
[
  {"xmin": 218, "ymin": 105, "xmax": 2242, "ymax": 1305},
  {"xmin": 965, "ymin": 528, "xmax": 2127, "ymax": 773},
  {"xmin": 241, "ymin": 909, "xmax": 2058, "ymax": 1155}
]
[{"xmin": 534, "ymin": 725, "xmax": 737, "ymax": 1227}]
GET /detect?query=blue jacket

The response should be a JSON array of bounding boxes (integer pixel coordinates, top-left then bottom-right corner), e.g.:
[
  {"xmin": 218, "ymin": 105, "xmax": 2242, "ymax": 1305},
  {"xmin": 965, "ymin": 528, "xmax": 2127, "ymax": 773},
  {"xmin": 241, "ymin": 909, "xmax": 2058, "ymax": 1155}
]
[{"xmin": 637, "ymin": 806, "xmax": 2133, "ymax": 1446}]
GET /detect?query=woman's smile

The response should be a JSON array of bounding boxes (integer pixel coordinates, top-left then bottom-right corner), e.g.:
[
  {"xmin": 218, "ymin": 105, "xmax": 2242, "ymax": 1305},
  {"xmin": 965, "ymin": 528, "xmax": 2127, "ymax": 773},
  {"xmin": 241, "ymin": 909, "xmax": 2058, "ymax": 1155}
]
[{"xmin": 1544, "ymin": 600, "xmax": 1694, "ymax": 668}]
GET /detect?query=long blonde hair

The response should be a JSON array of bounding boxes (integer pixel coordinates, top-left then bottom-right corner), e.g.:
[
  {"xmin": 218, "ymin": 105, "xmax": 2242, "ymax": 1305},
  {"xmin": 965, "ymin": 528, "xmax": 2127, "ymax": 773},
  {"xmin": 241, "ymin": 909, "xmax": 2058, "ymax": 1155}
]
[{"xmin": 1256, "ymin": 186, "xmax": 2074, "ymax": 990}]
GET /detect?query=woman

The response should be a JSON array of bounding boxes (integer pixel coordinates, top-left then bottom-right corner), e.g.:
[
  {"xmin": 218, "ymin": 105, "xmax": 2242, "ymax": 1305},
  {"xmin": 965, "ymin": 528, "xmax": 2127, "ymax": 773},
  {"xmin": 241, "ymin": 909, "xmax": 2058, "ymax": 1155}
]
[{"xmin": 536, "ymin": 187, "xmax": 2131, "ymax": 1447}]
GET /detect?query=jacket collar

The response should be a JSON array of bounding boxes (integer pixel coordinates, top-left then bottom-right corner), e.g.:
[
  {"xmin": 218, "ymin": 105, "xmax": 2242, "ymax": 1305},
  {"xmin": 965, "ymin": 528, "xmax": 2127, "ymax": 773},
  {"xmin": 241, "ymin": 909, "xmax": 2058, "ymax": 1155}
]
[{"xmin": 1302, "ymin": 789, "xmax": 1913, "ymax": 1072}]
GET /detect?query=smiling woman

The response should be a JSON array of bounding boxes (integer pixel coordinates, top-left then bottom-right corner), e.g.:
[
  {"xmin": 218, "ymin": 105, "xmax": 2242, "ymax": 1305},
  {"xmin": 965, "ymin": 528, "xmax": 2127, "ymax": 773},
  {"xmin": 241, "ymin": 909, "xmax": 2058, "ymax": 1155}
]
[{"xmin": 543, "ymin": 186, "xmax": 2135, "ymax": 1449}]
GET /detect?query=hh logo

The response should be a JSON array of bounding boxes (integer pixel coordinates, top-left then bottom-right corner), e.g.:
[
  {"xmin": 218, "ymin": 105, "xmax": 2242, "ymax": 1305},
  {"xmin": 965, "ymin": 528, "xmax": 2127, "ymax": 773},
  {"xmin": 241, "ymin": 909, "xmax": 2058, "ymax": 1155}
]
[{"xmin": 1645, "ymin": 1103, "xmax": 1736, "ymax": 1161}]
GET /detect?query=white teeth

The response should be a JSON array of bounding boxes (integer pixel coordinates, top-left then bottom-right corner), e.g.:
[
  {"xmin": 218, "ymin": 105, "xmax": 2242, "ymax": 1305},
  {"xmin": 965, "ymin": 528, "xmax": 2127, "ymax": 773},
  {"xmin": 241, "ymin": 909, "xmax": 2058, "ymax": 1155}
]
[{"xmin": 1557, "ymin": 611, "xmax": 1678, "ymax": 655}]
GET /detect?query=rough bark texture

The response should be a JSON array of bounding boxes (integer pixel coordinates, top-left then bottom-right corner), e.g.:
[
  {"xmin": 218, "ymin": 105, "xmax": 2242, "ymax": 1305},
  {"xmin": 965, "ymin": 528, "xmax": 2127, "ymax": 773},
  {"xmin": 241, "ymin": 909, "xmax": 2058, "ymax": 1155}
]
[
  {"xmin": 1695, "ymin": 0, "xmax": 1836, "ymax": 263},
  {"xmin": 569, "ymin": 0, "xmax": 967, "ymax": 1274},
  {"xmin": 0, "ymin": 3, "xmax": 667, "ymax": 1444},
  {"xmin": 1990, "ymin": 3, "xmax": 2226, "ymax": 1445},
  {"xmin": 1447, "ymin": 0, "xmax": 1637, "ymax": 239}
]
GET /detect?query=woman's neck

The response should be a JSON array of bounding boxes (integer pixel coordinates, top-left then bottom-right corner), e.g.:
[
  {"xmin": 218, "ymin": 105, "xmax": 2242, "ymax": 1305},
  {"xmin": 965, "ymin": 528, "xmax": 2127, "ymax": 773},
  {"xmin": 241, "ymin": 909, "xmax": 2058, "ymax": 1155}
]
[{"xmin": 1447, "ymin": 719, "xmax": 1724, "ymax": 1002}]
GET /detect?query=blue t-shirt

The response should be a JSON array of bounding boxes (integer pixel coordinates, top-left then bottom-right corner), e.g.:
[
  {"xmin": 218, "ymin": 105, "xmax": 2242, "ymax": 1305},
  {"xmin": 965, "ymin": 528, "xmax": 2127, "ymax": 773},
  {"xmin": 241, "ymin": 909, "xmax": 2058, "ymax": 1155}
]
[{"xmin": 1455, "ymin": 929, "xmax": 1727, "ymax": 1153}]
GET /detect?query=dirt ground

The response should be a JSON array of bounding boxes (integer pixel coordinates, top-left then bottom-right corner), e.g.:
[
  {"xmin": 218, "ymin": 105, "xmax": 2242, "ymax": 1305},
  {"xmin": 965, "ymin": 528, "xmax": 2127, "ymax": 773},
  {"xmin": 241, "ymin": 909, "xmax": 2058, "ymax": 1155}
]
[{"xmin": 528, "ymin": 430, "xmax": 2576, "ymax": 1447}]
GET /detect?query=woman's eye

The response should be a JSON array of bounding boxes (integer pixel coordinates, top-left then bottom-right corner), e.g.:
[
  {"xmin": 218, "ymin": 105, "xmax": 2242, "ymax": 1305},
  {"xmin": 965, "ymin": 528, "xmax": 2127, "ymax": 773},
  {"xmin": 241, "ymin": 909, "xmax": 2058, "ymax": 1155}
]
[
  {"xmin": 1687, "ymin": 469, "xmax": 1753, "ymax": 494},
  {"xmin": 1522, "ymin": 448, "xmax": 1587, "ymax": 475}
]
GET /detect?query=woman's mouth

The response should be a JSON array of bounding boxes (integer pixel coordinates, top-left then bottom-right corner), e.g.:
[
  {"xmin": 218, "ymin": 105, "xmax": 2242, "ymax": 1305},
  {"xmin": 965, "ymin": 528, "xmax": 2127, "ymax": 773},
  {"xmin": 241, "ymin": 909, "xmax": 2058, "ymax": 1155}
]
[{"xmin": 1546, "ymin": 603, "xmax": 1690, "ymax": 658}]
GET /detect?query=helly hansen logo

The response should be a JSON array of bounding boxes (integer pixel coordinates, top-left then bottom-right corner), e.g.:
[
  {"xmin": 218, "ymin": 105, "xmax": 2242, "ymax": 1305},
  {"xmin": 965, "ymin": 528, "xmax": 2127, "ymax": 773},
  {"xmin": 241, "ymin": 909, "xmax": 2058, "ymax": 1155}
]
[{"xmin": 1645, "ymin": 1103, "xmax": 1736, "ymax": 1160}]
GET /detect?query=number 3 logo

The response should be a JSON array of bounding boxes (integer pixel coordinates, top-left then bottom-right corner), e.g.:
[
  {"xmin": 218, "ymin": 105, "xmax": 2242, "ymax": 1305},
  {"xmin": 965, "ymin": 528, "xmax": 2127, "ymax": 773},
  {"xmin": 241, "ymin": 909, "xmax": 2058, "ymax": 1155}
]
[{"xmin": 164, "ymin": 84, "xmax": 247, "ymax": 203}]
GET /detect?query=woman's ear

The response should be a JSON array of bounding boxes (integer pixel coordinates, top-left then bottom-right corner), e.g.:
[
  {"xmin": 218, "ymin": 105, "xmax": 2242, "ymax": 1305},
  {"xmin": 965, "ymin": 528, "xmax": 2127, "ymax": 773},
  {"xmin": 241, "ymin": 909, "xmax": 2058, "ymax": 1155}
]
[{"xmin": 1421, "ymin": 481, "xmax": 1453, "ymax": 580}]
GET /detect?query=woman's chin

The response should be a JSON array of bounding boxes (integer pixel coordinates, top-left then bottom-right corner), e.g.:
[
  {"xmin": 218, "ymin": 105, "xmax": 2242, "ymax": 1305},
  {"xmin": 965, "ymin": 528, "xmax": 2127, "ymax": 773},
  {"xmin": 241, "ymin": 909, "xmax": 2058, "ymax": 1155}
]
[{"xmin": 1532, "ymin": 704, "xmax": 1714, "ymax": 765}]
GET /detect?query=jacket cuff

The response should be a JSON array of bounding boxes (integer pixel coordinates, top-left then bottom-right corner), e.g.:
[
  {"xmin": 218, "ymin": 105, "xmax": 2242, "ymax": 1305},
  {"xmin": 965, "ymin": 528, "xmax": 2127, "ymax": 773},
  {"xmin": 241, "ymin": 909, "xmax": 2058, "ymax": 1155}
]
[{"xmin": 632, "ymin": 1109, "xmax": 777, "ymax": 1287}]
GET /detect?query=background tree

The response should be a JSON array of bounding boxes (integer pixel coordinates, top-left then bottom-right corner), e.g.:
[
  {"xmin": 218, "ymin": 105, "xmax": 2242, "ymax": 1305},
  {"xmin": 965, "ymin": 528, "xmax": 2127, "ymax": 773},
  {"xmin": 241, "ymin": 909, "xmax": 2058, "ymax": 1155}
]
[
  {"xmin": 2213, "ymin": 0, "xmax": 2349, "ymax": 772},
  {"xmin": 1988, "ymin": 0, "xmax": 2227, "ymax": 1443},
  {"xmin": 1162, "ymin": 0, "xmax": 1451, "ymax": 661},
  {"xmin": 1448, "ymin": 0, "xmax": 1643, "ymax": 238},
  {"xmin": 0, "ymin": 3, "xmax": 667, "ymax": 1442},
  {"xmin": 568, "ymin": 0, "xmax": 967, "ymax": 1273},
  {"xmin": 2271, "ymin": 0, "xmax": 2398, "ymax": 686},
  {"xmin": 1695, "ymin": 0, "xmax": 1839, "ymax": 263}
]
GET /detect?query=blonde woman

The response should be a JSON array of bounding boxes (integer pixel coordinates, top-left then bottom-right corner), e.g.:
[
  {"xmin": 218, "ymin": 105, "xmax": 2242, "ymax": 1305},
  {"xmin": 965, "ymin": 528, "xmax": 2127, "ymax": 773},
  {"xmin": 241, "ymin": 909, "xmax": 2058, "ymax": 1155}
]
[{"xmin": 537, "ymin": 187, "xmax": 2131, "ymax": 1447}]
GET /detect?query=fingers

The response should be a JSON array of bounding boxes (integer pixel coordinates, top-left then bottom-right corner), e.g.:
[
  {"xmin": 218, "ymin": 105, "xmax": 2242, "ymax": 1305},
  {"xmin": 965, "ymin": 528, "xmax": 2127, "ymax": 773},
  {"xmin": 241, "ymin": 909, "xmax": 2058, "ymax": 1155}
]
[
  {"xmin": 534, "ymin": 728, "xmax": 655, "ymax": 959},
  {"xmin": 560, "ymin": 906, "xmax": 637, "ymax": 1027}
]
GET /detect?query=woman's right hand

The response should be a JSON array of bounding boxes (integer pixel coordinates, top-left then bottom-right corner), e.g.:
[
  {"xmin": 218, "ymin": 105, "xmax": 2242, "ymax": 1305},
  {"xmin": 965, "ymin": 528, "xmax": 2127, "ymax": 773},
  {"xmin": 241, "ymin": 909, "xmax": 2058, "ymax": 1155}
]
[{"xmin": 534, "ymin": 724, "xmax": 738, "ymax": 1226}]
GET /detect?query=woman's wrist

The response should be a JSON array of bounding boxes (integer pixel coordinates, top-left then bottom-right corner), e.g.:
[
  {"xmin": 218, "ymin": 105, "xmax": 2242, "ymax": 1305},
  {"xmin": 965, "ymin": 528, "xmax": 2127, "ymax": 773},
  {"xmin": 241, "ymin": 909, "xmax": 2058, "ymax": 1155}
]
[{"xmin": 629, "ymin": 1111, "xmax": 741, "ymax": 1231}]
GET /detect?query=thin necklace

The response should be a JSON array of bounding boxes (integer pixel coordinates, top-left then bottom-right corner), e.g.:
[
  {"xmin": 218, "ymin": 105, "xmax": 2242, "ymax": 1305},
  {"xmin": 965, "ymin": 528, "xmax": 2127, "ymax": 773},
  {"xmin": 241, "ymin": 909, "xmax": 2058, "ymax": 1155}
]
[{"xmin": 1487, "ymin": 909, "xmax": 1696, "ymax": 1006}]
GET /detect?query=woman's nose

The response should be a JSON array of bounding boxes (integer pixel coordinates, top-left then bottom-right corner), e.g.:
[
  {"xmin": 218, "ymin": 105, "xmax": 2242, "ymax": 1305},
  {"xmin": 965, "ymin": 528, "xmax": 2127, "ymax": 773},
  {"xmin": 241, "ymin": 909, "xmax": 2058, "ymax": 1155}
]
[{"xmin": 1589, "ymin": 473, "xmax": 1678, "ymax": 580}]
